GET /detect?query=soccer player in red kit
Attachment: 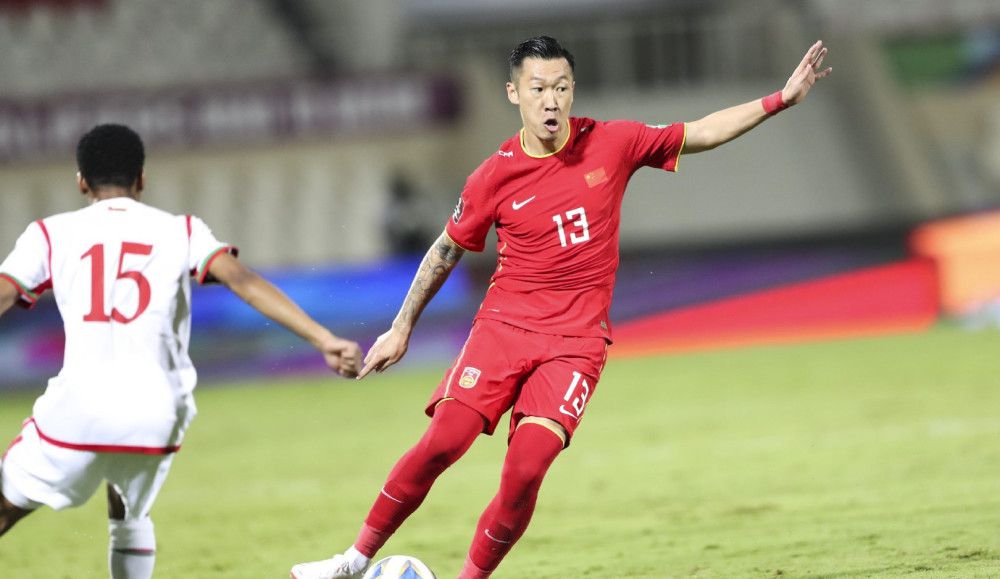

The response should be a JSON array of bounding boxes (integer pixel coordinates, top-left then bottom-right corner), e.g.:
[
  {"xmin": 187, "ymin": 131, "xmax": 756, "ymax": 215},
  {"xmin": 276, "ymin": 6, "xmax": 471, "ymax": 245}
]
[{"xmin": 292, "ymin": 36, "xmax": 831, "ymax": 578}]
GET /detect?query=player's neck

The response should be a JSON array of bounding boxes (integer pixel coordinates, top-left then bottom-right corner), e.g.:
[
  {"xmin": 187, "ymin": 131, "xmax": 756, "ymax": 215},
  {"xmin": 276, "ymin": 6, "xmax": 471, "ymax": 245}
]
[
  {"xmin": 520, "ymin": 127, "xmax": 570, "ymax": 157},
  {"xmin": 88, "ymin": 188, "xmax": 140, "ymax": 204}
]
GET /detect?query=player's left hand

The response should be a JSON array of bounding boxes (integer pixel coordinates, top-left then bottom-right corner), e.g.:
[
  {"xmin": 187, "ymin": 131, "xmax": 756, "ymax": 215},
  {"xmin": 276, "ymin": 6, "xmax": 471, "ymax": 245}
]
[{"xmin": 781, "ymin": 40, "xmax": 832, "ymax": 106}]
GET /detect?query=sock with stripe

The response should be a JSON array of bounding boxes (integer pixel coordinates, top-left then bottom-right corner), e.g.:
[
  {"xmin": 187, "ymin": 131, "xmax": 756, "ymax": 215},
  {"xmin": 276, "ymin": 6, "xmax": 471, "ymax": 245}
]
[
  {"xmin": 355, "ymin": 400, "xmax": 484, "ymax": 558},
  {"xmin": 462, "ymin": 423, "xmax": 563, "ymax": 577},
  {"xmin": 109, "ymin": 517, "xmax": 156, "ymax": 579}
]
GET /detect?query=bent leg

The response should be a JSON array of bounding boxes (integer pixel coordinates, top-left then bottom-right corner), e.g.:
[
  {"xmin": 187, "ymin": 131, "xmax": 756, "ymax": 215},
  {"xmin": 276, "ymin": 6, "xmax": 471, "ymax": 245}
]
[
  {"xmin": 106, "ymin": 452, "xmax": 174, "ymax": 579},
  {"xmin": 355, "ymin": 399, "xmax": 486, "ymax": 558},
  {"xmin": 0, "ymin": 491, "xmax": 33, "ymax": 537},
  {"xmin": 460, "ymin": 420, "xmax": 564, "ymax": 578}
]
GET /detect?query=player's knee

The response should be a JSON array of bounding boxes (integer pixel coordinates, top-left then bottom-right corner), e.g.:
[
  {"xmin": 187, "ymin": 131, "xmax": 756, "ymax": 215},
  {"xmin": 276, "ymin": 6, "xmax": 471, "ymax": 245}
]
[
  {"xmin": 109, "ymin": 516, "xmax": 156, "ymax": 552},
  {"xmin": 420, "ymin": 436, "xmax": 468, "ymax": 471},
  {"xmin": 502, "ymin": 458, "xmax": 547, "ymax": 492},
  {"xmin": 498, "ymin": 447, "xmax": 558, "ymax": 509}
]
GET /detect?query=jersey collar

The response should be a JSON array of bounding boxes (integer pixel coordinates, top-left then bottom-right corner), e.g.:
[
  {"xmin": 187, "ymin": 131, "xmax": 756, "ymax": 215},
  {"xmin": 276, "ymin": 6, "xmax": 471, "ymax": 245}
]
[
  {"xmin": 92, "ymin": 196, "xmax": 138, "ymax": 207},
  {"xmin": 519, "ymin": 121, "xmax": 573, "ymax": 159}
]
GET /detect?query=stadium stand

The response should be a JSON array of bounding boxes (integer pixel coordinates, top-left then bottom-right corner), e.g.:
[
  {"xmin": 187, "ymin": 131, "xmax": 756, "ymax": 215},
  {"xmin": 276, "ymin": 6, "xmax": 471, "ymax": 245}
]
[{"xmin": 0, "ymin": 0, "xmax": 310, "ymax": 97}]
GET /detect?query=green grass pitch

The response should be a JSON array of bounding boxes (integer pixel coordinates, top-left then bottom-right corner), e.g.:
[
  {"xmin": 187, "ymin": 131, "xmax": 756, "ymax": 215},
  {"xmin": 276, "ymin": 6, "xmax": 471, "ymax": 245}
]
[{"xmin": 2, "ymin": 326, "xmax": 999, "ymax": 577}]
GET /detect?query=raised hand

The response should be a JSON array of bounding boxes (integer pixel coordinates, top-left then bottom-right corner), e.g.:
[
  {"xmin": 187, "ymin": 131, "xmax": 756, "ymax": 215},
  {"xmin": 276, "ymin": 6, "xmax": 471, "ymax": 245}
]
[
  {"xmin": 781, "ymin": 40, "xmax": 832, "ymax": 106},
  {"xmin": 357, "ymin": 326, "xmax": 410, "ymax": 379}
]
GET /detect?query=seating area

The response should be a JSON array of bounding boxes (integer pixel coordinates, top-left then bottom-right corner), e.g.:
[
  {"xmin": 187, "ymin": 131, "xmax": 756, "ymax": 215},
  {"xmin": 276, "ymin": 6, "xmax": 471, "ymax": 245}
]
[
  {"xmin": 0, "ymin": 0, "xmax": 105, "ymax": 11},
  {"xmin": 0, "ymin": 0, "xmax": 308, "ymax": 97}
]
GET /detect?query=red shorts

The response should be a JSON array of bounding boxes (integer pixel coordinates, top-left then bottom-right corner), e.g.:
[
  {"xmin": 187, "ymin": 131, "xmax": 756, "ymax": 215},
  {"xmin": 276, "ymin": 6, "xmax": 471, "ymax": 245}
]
[{"xmin": 426, "ymin": 319, "xmax": 608, "ymax": 446}]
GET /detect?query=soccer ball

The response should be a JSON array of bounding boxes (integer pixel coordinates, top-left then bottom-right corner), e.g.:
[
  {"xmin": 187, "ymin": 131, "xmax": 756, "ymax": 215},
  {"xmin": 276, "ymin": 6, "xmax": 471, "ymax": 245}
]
[{"xmin": 362, "ymin": 555, "xmax": 436, "ymax": 579}]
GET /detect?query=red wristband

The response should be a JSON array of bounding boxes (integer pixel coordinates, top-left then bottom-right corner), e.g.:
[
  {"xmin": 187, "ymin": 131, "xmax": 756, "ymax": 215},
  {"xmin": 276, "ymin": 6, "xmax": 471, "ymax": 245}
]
[{"xmin": 761, "ymin": 91, "xmax": 789, "ymax": 115}]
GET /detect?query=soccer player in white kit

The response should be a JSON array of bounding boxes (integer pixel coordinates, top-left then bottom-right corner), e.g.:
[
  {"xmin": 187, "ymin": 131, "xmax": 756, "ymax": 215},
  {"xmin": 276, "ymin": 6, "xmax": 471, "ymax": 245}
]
[{"xmin": 0, "ymin": 124, "xmax": 363, "ymax": 578}]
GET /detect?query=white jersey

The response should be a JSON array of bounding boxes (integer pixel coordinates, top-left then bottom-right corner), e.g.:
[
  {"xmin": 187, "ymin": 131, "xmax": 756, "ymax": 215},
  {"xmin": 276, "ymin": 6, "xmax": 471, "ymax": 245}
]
[{"xmin": 0, "ymin": 197, "xmax": 234, "ymax": 453}]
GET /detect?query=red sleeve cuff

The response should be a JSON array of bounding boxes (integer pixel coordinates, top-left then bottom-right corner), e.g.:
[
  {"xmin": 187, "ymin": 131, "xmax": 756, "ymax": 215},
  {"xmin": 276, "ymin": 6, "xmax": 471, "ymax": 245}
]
[
  {"xmin": 195, "ymin": 246, "xmax": 239, "ymax": 285},
  {"xmin": 0, "ymin": 273, "xmax": 43, "ymax": 310},
  {"xmin": 444, "ymin": 228, "xmax": 484, "ymax": 253}
]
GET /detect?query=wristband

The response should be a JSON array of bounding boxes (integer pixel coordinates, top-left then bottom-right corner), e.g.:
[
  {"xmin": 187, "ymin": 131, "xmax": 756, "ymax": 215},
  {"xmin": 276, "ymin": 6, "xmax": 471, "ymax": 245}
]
[{"xmin": 761, "ymin": 91, "xmax": 789, "ymax": 115}]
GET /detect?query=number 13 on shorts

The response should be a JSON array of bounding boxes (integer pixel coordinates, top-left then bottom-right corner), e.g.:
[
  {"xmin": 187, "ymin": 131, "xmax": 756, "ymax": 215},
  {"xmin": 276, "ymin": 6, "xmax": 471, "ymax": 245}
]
[{"xmin": 559, "ymin": 371, "xmax": 590, "ymax": 420}]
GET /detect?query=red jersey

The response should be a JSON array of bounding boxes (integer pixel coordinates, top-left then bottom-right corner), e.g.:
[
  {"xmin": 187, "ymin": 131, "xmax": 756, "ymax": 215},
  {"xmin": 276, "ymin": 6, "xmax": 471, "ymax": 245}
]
[{"xmin": 446, "ymin": 116, "xmax": 686, "ymax": 341}]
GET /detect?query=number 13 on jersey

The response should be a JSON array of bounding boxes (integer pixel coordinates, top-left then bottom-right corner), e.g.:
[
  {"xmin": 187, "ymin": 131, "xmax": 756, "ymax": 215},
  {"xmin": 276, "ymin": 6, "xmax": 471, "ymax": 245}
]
[{"xmin": 552, "ymin": 207, "xmax": 590, "ymax": 248}]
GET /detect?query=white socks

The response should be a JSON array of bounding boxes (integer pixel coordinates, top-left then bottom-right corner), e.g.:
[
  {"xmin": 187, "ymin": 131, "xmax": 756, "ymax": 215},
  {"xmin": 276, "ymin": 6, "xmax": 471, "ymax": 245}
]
[
  {"xmin": 109, "ymin": 517, "xmax": 156, "ymax": 579},
  {"xmin": 345, "ymin": 546, "xmax": 371, "ymax": 573}
]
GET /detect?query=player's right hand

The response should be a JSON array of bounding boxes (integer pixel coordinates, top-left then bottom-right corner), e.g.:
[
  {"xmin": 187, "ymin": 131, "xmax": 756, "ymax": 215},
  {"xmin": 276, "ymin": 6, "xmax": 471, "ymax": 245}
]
[
  {"xmin": 357, "ymin": 327, "xmax": 409, "ymax": 379},
  {"xmin": 321, "ymin": 337, "xmax": 363, "ymax": 378}
]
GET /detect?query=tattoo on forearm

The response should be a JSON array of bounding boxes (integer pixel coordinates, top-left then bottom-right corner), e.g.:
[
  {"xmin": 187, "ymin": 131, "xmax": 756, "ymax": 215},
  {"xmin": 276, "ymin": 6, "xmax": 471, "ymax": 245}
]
[{"xmin": 396, "ymin": 235, "xmax": 465, "ymax": 328}]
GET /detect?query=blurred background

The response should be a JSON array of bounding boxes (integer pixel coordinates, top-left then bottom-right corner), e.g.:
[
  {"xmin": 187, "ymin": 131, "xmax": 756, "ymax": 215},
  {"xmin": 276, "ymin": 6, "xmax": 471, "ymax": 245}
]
[{"xmin": 1, "ymin": 0, "xmax": 999, "ymax": 390}]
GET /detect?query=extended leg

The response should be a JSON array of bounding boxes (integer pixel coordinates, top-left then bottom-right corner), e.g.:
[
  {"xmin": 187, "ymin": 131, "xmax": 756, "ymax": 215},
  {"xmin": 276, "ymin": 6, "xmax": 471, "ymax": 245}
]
[
  {"xmin": 357, "ymin": 399, "xmax": 486, "ymax": 556},
  {"xmin": 292, "ymin": 399, "xmax": 485, "ymax": 579},
  {"xmin": 459, "ymin": 420, "xmax": 564, "ymax": 579}
]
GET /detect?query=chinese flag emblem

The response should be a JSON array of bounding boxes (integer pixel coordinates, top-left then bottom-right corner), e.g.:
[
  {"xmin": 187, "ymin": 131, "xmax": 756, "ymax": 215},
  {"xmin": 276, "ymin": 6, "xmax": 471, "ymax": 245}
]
[{"xmin": 584, "ymin": 167, "xmax": 608, "ymax": 188}]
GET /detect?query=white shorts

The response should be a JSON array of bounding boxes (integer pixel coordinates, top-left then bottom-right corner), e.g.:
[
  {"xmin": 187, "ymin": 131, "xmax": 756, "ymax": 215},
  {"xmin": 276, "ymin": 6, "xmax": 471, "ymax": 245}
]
[{"xmin": 1, "ymin": 420, "xmax": 176, "ymax": 519}]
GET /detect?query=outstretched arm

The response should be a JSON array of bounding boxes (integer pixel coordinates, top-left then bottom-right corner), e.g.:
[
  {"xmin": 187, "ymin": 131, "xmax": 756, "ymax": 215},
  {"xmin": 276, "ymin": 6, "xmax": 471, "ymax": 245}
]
[
  {"xmin": 0, "ymin": 279, "xmax": 17, "ymax": 318},
  {"xmin": 358, "ymin": 230, "xmax": 466, "ymax": 378},
  {"xmin": 682, "ymin": 40, "xmax": 832, "ymax": 154},
  {"xmin": 207, "ymin": 252, "xmax": 362, "ymax": 378}
]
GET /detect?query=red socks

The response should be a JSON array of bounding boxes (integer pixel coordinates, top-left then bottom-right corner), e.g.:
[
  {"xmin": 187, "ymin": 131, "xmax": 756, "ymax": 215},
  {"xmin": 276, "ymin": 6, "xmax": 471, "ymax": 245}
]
[
  {"xmin": 353, "ymin": 403, "xmax": 564, "ymax": 578},
  {"xmin": 355, "ymin": 400, "xmax": 484, "ymax": 558},
  {"xmin": 463, "ymin": 423, "xmax": 564, "ymax": 577},
  {"xmin": 457, "ymin": 557, "xmax": 491, "ymax": 579}
]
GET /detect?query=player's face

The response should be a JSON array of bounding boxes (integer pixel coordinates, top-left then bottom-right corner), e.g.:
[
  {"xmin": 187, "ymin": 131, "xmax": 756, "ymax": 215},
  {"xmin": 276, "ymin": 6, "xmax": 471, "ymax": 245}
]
[{"xmin": 507, "ymin": 57, "xmax": 574, "ymax": 154}]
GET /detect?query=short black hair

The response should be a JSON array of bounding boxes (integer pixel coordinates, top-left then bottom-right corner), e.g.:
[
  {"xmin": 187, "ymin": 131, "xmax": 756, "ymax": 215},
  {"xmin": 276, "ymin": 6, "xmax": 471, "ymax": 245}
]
[
  {"xmin": 508, "ymin": 35, "xmax": 575, "ymax": 82},
  {"xmin": 76, "ymin": 124, "xmax": 145, "ymax": 190}
]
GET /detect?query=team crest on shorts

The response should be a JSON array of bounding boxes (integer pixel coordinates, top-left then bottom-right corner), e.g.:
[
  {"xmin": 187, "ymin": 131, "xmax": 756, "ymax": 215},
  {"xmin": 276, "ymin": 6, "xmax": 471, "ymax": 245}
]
[{"xmin": 458, "ymin": 366, "xmax": 481, "ymax": 388}]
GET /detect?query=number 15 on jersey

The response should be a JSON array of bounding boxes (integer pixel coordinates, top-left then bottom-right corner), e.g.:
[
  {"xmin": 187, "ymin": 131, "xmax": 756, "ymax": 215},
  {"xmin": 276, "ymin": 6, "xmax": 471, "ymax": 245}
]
[{"xmin": 81, "ymin": 242, "xmax": 153, "ymax": 324}]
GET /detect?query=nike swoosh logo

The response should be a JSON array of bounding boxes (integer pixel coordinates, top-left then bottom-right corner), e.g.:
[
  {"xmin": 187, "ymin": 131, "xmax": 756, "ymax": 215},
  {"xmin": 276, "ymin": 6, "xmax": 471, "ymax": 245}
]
[
  {"xmin": 512, "ymin": 196, "xmax": 536, "ymax": 210},
  {"xmin": 484, "ymin": 529, "xmax": 512, "ymax": 544}
]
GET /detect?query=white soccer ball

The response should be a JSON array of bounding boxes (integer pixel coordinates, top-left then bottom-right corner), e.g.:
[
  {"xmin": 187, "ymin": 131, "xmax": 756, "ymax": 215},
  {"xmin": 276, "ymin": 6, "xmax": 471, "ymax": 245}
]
[{"xmin": 362, "ymin": 555, "xmax": 436, "ymax": 579}]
